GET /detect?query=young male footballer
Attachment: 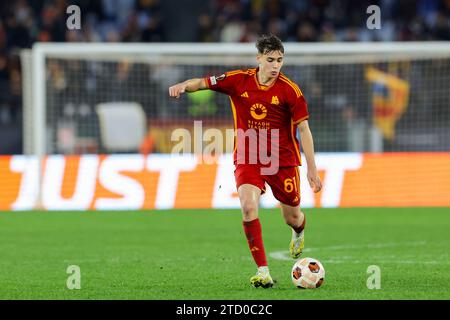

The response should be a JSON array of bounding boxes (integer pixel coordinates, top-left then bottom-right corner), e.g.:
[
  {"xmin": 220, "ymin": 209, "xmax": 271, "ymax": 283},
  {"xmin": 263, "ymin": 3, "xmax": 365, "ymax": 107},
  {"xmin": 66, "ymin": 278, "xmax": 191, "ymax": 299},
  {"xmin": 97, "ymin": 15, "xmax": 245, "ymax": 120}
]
[{"xmin": 169, "ymin": 34, "xmax": 322, "ymax": 288}]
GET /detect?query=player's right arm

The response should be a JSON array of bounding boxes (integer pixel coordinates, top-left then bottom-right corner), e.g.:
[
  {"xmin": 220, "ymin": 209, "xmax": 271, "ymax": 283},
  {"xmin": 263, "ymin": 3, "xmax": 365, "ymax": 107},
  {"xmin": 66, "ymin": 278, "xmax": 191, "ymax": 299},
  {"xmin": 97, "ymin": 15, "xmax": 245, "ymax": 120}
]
[
  {"xmin": 169, "ymin": 71, "xmax": 241, "ymax": 98},
  {"xmin": 168, "ymin": 78, "xmax": 207, "ymax": 99}
]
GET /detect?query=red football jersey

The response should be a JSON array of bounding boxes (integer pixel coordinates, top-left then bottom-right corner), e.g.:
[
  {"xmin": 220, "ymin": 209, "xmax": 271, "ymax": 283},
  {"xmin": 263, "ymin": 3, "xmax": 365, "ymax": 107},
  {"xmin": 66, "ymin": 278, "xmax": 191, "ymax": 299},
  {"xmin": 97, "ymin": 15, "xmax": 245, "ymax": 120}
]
[{"xmin": 204, "ymin": 68, "xmax": 309, "ymax": 167}]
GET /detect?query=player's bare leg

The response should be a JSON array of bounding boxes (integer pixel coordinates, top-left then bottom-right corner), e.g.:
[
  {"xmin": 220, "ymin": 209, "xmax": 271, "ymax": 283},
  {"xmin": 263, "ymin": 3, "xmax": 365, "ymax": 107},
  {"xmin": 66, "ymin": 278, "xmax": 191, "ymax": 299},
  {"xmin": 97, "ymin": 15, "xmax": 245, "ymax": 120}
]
[
  {"xmin": 238, "ymin": 184, "xmax": 261, "ymax": 222},
  {"xmin": 281, "ymin": 203, "xmax": 306, "ymax": 259},
  {"xmin": 238, "ymin": 184, "xmax": 274, "ymax": 288}
]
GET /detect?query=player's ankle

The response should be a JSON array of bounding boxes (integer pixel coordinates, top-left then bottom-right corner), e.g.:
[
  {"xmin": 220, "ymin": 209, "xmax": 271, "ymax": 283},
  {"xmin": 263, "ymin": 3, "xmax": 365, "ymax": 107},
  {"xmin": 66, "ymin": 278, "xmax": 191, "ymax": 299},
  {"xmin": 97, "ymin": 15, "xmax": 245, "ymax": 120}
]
[
  {"xmin": 258, "ymin": 266, "xmax": 270, "ymax": 274},
  {"xmin": 292, "ymin": 215, "xmax": 306, "ymax": 235},
  {"xmin": 293, "ymin": 228, "xmax": 304, "ymax": 237}
]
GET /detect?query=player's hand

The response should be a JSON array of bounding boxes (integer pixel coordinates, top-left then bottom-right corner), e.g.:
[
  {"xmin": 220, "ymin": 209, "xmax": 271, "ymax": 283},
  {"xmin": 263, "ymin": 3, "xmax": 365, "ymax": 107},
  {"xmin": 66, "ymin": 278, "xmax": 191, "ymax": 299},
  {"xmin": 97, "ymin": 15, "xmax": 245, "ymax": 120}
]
[
  {"xmin": 307, "ymin": 169, "xmax": 322, "ymax": 193},
  {"xmin": 168, "ymin": 82, "xmax": 187, "ymax": 99}
]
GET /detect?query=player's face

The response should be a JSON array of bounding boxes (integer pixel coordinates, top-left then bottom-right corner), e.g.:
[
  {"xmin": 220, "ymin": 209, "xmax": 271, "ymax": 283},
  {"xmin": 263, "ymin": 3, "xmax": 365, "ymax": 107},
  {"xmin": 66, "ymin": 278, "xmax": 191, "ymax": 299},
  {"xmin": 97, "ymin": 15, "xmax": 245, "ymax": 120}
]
[{"xmin": 257, "ymin": 50, "xmax": 284, "ymax": 79}]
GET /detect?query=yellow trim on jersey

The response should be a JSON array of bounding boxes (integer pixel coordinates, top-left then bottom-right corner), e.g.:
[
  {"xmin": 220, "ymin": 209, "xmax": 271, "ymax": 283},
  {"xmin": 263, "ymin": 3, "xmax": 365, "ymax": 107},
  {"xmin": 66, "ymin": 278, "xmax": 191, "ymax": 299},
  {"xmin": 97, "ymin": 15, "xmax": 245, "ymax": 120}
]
[
  {"xmin": 279, "ymin": 74, "xmax": 302, "ymax": 95},
  {"xmin": 227, "ymin": 70, "xmax": 247, "ymax": 76},
  {"xmin": 293, "ymin": 116, "xmax": 309, "ymax": 125},
  {"xmin": 253, "ymin": 72, "xmax": 277, "ymax": 91},
  {"xmin": 291, "ymin": 119, "xmax": 302, "ymax": 165},
  {"xmin": 279, "ymin": 77, "xmax": 301, "ymax": 97},
  {"xmin": 279, "ymin": 76, "xmax": 302, "ymax": 98},
  {"xmin": 223, "ymin": 69, "xmax": 255, "ymax": 84},
  {"xmin": 295, "ymin": 166, "xmax": 301, "ymax": 193},
  {"xmin": 229, "ymin": 96, "xmax": 238, "ymax": 153},
  {"xmin": 203, "ymin": 77, "xmax": 209, "ymax": 88},
  {"xmin": 279, "ymin": 74, "xmax": 302, "ymax": 96},
  {"xmin": 225, "ymin": 69, "xmax": 257, "ymax": 78}
]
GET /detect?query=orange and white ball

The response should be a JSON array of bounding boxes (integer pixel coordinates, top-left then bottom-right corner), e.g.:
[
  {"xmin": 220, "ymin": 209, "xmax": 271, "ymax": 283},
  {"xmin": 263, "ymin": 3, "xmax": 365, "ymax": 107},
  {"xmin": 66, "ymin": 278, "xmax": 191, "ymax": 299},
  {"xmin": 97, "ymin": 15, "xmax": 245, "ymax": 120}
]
[{"xmin": 291, "ymin": 257, "xmax": 325, "ymax": 289}]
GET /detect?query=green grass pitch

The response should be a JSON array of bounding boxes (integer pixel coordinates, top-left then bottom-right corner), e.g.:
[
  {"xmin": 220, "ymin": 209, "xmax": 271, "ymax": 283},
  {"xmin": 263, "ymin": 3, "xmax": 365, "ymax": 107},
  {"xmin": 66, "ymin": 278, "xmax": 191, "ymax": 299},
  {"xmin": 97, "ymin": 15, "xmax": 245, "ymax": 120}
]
[{"xmin": 0, "ymin": 208, "xmax": 449, "ymax": 300}]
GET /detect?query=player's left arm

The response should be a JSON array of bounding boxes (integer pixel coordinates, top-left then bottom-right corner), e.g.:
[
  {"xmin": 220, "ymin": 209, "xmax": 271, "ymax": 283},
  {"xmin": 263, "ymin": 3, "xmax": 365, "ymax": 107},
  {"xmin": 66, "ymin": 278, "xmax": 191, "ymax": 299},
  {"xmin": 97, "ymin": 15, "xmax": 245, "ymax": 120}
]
[{"xmin": 298, "ymin": 120, "xmax": 322, "ymax": 193}]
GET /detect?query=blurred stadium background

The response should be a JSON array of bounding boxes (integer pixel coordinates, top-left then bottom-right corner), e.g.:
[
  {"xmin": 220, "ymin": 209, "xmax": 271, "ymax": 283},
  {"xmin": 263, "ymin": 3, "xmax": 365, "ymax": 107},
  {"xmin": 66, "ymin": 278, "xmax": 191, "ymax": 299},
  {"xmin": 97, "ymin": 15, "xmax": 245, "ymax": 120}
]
[{"xmin": 1, "ymin": 0, "xmax": 450, "ymax": 301}]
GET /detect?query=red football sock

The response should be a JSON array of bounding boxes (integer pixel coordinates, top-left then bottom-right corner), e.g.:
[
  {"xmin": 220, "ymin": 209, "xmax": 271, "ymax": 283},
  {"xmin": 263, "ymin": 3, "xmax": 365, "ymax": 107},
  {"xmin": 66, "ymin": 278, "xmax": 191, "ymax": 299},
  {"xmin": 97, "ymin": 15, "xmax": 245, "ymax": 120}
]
[
  {"xmin": 293, "ymin": 215, "xmax": 306, "ymax": 234},
  {"xmin": 243, "ymin": 218, "xmax": 267, "ymax": 267}
]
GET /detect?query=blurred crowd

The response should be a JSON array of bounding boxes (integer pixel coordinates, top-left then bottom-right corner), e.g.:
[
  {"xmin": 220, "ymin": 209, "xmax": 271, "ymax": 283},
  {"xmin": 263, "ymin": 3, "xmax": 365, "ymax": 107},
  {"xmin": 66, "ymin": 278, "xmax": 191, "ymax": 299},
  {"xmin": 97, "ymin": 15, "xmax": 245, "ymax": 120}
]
[
  {"xmin": 0, "ymin": 0, "xmax": 165, "ymax": 126},
  {"xmin": 199, "ymin": 0, "xmax": 450, "ymax": 42}
]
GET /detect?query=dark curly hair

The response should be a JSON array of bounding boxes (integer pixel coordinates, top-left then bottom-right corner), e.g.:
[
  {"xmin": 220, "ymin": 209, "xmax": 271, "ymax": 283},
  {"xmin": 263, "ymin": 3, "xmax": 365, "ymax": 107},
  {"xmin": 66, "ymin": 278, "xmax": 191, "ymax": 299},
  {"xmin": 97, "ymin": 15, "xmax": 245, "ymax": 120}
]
[{"xmin": 256, "ymin": 34, "xmax": 284, "ymax": 55}]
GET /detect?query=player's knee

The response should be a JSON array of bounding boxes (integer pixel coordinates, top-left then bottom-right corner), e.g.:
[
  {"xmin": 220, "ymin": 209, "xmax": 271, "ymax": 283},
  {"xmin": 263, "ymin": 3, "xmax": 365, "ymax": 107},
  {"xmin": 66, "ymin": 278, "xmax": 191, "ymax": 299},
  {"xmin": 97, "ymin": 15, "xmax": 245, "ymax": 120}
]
[{"xmin": 241, "ymin": 201, "xmax": 258, "ymax": 219}]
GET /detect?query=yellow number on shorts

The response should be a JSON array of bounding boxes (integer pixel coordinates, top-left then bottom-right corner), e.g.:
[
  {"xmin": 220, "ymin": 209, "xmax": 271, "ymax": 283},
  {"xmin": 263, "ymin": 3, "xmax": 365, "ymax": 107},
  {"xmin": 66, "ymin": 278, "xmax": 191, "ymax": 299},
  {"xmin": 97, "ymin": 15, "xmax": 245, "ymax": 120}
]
[
  {"xmin": 284, "ymin": 178, "xmax": 294, "ymax": 193},
  {"xmin": 284, "ymin": 176, "xmax": 298, "ymax": 193}
]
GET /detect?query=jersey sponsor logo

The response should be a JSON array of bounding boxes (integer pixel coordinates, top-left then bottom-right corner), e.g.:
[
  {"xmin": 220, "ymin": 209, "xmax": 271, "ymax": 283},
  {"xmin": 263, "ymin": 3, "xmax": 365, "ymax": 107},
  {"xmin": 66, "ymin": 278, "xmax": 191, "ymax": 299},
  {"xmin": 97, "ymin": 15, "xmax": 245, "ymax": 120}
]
[
  {"xmin": 241, "ymin": 92, "xmax": 249, "ymax": 98},
  {"xmin": 250, "ymin": 103, "xmax": 267, "ymax": 120},
  {"xmin": 271, "ymin": 96, "xmax": 279, "ymax": 105}
]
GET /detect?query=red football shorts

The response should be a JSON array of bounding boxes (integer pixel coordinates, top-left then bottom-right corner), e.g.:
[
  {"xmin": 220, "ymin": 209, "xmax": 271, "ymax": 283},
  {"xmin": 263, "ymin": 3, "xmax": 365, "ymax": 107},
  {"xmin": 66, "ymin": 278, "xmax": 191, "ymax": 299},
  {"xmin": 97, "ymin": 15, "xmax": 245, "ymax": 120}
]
[{"xmin": 234, "ymin": 164, "xmax": 301, "ymax": 207}]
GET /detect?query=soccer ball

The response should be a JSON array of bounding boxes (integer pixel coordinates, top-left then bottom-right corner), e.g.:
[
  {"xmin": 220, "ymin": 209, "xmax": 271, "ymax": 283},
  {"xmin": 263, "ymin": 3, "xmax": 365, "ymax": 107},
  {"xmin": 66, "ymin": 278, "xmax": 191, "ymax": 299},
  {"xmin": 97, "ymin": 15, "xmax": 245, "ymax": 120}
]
[{"xmin": 291, "ymin": 257, "xmax": 325, "ymax": 289}]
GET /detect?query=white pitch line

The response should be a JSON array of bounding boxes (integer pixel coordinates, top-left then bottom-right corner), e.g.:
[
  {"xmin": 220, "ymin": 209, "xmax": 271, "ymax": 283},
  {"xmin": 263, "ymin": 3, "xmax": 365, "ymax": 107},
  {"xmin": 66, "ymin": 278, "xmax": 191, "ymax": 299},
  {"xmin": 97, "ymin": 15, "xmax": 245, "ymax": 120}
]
[
  {"xmin": 270, "ymin": 253, "xmax": 450, "ymax": 265},
  {"xmin": 269, "ymin": 241, "xmax": 429, "ymax": 262},
  {"xmin": 304, "ymin": 241, "xmax": 427, "ymax": 252}
]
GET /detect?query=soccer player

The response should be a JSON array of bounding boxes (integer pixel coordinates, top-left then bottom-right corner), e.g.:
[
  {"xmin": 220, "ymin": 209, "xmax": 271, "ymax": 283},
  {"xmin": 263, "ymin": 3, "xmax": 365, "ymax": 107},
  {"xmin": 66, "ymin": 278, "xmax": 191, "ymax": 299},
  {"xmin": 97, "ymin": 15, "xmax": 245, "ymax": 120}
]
[{"xmin": 168, "ymin": 35, "xmax": 322, "ymax": 288}]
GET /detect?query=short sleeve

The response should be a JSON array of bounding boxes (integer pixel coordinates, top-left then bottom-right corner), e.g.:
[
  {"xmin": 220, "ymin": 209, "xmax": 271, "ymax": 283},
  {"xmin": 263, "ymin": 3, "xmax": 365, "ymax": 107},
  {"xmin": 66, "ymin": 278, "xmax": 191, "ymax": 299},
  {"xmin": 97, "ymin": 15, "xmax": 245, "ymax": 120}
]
[
  {"xmin": 291, "ymin": 94, "xmax": 309, "ymax": 124},
  {"xmin": 204, "ymin": 71, "xmax": 240, "ymax": 96}
]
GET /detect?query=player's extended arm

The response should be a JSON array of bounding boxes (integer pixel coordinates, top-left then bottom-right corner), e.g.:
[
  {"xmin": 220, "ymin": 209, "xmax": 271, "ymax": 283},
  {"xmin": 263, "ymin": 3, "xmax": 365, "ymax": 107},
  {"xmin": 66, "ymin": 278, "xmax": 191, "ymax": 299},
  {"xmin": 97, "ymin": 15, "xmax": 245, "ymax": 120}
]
[
  {"xmin": 298, "ymin": 120, "xmax": 322, "ymax": 193},
  {"xmin": 168, "ymin": 78, "xmax": 207, "ymax": 99}
]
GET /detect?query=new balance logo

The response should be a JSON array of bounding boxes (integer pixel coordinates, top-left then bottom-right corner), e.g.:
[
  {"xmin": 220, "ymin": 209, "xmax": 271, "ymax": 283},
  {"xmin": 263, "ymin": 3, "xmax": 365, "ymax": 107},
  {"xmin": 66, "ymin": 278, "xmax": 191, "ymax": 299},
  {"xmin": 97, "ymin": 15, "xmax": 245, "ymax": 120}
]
[
  {"xmin": 241, "ymin": 92, "xmax": 249, "ymax": 98},
  {"xmin": 271, "ymin": 96, "xmax": 279, "ymax": 105}
]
